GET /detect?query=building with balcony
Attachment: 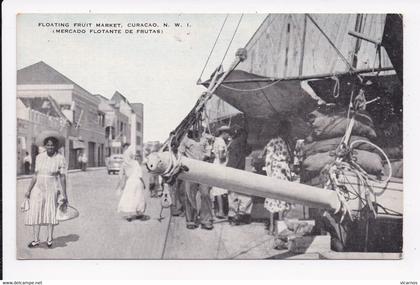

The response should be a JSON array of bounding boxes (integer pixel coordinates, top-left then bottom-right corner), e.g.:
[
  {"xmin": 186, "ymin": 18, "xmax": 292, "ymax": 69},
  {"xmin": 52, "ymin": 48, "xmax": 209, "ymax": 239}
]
[
  {"xmin": 16, "ymin": 96, "xmax": 70, "ymax": 174},
  {"xmin": 130, "ymin": 103, "xmax": 144, "ymax": 160},
  {"xmin": 96, "ymin": 94, "xmax": 130, "ymax": 157},
  {"xmin": 17, "ymin": 61, "xmax": 106, "ymax": 169}
]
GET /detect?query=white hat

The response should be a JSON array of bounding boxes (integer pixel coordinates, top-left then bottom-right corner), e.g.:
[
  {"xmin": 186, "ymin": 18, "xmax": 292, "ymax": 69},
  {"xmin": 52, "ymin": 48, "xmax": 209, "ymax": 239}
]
[{"xmin": 36, "ymin": 130, "xmax": 65, "ymax": 148}]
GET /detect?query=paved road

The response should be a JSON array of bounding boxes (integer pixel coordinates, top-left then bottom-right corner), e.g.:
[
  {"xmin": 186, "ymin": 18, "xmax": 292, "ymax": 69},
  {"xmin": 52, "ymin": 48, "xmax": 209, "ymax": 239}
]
[
  {"xmin": 17, "ymin": 168, "xmax": 307, "ymax": 260},
  {"xmin": 17, "ymin": 168, "xmax": 171, "ymax": 259}
]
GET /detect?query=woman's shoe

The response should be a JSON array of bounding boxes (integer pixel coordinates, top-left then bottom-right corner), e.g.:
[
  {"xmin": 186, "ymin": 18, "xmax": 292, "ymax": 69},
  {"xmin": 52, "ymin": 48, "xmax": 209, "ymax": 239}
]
[
  {"xmin": 28, "ymin": 241, "xmax": 40, "ymax": 248},
  {"xmin": 47, "ymin": 240, "xmax": 53, "ymax": 248}
]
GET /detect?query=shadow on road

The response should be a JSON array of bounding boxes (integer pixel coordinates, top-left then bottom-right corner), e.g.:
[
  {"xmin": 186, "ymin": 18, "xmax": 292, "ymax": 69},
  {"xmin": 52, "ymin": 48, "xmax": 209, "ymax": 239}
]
[
  {"xmin": 137, "ymin": 215, "xmax": 151, "ymax": 221},
  {"xmin": 39, "ymin": 234, "xmax": 80, "ymax": 249}
]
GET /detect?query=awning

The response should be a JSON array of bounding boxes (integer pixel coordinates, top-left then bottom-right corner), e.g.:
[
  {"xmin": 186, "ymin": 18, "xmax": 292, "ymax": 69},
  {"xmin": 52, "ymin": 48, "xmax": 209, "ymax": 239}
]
[
  {"xmin": 205, "ymin": 69, "xmax": 401, "ymax": 149},
  {"xmin": 212, "ymin": 70, "xmax": 319, "ymax": 119},
  {"xmin": 72, "ymin": 140, "xmax": 85, "ymax": 149},
  {"xmin": 204, "ymin": 70, "xmax": 320, "ymax": 148}
]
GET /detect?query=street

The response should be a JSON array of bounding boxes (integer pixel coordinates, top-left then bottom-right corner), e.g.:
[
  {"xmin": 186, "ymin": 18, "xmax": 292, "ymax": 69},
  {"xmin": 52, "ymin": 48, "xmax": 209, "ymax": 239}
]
[
  {"xmin": 17, "ymin": 168, "xmax": 171, "ymax": 259},
  {"xmin": 17, "ymin": 168, "xmax": 296, "ymax": 260}
]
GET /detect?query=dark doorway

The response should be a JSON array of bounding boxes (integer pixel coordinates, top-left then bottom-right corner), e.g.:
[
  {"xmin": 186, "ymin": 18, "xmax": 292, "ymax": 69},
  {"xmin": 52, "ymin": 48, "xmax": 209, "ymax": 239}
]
[{"xmin": 88, "ymin": 142, "xmax": 96, "ymax": 167}]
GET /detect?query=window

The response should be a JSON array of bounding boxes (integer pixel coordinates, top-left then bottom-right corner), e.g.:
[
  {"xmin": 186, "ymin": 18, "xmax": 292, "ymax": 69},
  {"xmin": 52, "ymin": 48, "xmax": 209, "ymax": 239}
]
[
  {"xmin": 73, "ymin": 106, "xmax": 82, "ymax": 125},
  {"xmin": 136, "ymin": 122, "xmax": 141, "ymax": 131},
  {"xmin": 98, "ymin": 113, "xmax": 105, "ymax": 127},
  {"xmin": 136, "ymin": 136, "xmax": 141, "ymax": 145}
]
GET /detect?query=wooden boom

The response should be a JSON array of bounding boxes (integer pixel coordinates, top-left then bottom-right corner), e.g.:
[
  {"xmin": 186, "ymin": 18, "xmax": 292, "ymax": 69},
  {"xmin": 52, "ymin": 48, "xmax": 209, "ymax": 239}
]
[{"xmin": 146, "ymin": 151, "xmax": 340, "ymax": 211}]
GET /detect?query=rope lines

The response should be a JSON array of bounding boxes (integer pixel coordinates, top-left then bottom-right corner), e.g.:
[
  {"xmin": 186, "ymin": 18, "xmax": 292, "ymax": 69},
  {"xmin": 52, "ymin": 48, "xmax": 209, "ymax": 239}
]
[
  {"xmin": 220, "ymin": 79, "xmax": 281, "ymax": 92},
  {"xmin": 306, "ymin": 14, "xmax": 354, "ymax": 72},
  {"xmin": 197, "ymin": 14, "xmax": 229, "ymax": 83},
  {"xmin": 220, "ymin": 14, "xmax": 244, "ymax": 66}
]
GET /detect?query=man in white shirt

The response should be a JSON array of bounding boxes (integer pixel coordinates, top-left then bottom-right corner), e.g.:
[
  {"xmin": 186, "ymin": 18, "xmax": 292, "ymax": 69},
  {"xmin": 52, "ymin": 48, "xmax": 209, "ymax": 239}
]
[
  {"xmin": 23, "ymin": 151, "xmax": 32, "ymax": 174},
  {"xmin": 178, "ymin": 130, "xmax": 214, "ymax": 230}
]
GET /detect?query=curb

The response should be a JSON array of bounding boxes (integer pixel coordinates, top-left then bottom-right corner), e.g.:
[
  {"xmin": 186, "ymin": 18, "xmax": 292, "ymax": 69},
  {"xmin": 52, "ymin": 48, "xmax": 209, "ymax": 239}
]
[{"xmin": 17, "ymin": 167, "xmax": 107, "ymax": 180}]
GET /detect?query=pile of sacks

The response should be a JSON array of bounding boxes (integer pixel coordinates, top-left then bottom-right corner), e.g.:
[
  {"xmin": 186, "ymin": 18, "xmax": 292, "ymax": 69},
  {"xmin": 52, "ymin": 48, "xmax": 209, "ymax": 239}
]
[
  {"xmin": 382, "ymin": 145, "xmax": 403, "ymax": 178},
  {"xmin": 300, "ymin": 109, "xmax": 384, "ymax": 185}
]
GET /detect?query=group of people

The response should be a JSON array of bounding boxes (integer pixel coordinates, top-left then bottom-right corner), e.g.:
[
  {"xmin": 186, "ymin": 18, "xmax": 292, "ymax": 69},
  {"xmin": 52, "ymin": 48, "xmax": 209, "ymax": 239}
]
[
  {"xmin": 23, "ymin": 130, "xmax": 148, "ymax": 248},
  {"xmin": 168, "ymin": 121, "xmax": 299, "ymax": 235},
  {"xmin": 23, "ymin": 121, "xmax": 297, "ymax": 248},
  {"xmin": 166, "ymin": 125, "xmax": 255, "ymax": 231}
]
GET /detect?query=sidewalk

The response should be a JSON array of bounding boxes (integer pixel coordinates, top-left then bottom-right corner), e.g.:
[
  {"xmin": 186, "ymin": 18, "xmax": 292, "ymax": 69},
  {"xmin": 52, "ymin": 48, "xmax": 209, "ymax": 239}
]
[{"xmin": 16, "ymin": 166, "xmax": 106, "ymax": 180}]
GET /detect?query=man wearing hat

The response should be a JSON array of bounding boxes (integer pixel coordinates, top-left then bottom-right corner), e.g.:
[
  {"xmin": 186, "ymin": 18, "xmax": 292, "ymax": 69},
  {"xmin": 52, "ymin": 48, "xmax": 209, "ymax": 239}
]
[{"xmin": 211, "ymin": 125, "xmax": 232, "ymax": 218}]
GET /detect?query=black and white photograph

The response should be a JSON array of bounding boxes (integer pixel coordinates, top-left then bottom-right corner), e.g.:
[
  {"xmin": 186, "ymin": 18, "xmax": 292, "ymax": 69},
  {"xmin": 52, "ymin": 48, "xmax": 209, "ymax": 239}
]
[{"xmin": 12, "ymin": 12, "xmax": 405, "ymax": 261}]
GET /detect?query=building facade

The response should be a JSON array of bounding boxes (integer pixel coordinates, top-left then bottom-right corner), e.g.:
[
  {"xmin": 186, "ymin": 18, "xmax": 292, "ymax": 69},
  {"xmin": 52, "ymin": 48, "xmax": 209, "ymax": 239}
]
[
  {"xmin": 17, "ymin": 61, "xmax": 145, "ymax": 171},
  {"xmin": 131, "ymin": 103, "xmax": 144, "ymax": 160},
  {"xmin": 96, "ymin": 94, "xmax": 131, "ymax": 156},
  {"xmin": 17, "ymin": 61, "xmax": 106, "ymax": 170},
  {"xmin": 16, "ymin": 97, "xmax": 69, "ymax": 174}
]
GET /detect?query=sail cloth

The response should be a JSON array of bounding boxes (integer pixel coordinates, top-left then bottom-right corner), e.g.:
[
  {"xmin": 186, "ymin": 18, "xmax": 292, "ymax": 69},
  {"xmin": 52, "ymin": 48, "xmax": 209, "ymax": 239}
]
[
  {"xmin": 203, "ymin": 14, "xmax": 399, "ymax": 148},
  {"xmin": 238, "ymin": 14, "xmax": 392, "ymax": 79},
  {"xmin": 206, "ymin": 70, "xmax": 318, "ymax": 148},
  {"xmin": 213, "ymin": 70, "xmax": 319, "ymax": 119}
]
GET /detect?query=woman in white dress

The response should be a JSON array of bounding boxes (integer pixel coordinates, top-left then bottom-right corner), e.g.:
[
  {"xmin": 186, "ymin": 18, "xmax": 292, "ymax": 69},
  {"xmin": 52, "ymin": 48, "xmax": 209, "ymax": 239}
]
[
  {"xmin": 116, "ymin": 144, "xmax": 147, "ymax": 221},
  {"xmin": 24, "ymin": 131, "xmax": 68, "ymax": 248}
]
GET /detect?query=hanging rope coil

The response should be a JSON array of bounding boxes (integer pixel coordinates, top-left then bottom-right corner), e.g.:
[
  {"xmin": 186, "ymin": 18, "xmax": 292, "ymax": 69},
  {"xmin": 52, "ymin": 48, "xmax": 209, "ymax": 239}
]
[
  {"xmin": 332, "ymin": 75, "xmax": 340, "ymax": 98},
  {"xmin": 159, "ymin": 139, "xmax": 185, "ymax": 185},
  {"xmin": 324, "ymin": 123, "xmax": 394, "ymax": 222},
  {"xmin": 349, "ymin": 139, "xmax": 392, "ymax": 190},
  {"xmin": 322, "ymin": 82, "xmax": 395, "ymax": 222}
]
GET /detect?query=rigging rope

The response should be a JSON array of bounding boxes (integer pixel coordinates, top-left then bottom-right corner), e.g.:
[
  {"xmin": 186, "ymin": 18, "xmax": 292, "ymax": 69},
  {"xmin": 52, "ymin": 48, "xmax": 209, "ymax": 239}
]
[
  {"xmin": 349, "ymin": 139, "xmax": 392, "ymax": 190},
  {"xmin": 306, "ymin": 14, "xmax": 354, "ymax": 72},
  {"xmin": 306, "ymin": 14, "xmax": 364, "ymax": 84},
  {"xmin": 197, "ymin": 14, "xmax": 229, "ymax": 83},
  {"xmin": 323, "ymin": 83, "xmax": 396, "ymax": 222},
  {"xmin": 220, "ymin": 14, "xmax": 244, "ymax": 65},
  {"xmin": 220, "ymin": 79, "xmax": 281, "ymax": 92},
  {"xmin": 332, "ymin": 75, "xmax": 340, "ymax": 98}
]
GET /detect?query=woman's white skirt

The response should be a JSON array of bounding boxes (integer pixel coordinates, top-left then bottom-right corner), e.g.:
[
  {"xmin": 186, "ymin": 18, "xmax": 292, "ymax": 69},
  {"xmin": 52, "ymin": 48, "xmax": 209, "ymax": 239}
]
[{"xmin": 118, "ymin": 177, "xmax": 146, "ymax": 215}]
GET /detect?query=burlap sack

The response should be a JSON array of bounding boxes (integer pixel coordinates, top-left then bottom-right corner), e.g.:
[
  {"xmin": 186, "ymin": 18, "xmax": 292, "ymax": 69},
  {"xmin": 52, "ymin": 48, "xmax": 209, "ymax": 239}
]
[
  {"xmin": 302, "ymin": 150, "xmax": 384, "ymax": 176},
  {"xmin": 303, "ymin": 136, "xmax": 375, "ymax": 157},
  {"xmin": 379, "ymin": 146, "xmax": 403, "ymax": 160},
  {"xmin": 312, "ymin": 116, "xmax": 377, "ymax": 140},
  {"xmin": 384, "ymin": 160, "xmax": 403, "ymax": 178}
]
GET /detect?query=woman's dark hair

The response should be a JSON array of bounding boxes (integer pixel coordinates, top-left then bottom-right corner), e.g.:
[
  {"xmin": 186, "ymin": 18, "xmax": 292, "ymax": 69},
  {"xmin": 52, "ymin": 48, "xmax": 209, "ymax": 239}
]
[{"xmin": 43, "ymin": 137, "xmax": 58, "ymax": 147}]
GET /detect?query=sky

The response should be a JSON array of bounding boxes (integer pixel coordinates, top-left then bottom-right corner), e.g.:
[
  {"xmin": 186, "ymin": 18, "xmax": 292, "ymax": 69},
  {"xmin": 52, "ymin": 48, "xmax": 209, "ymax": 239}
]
[{"xmin": 17, "ymin": 14, "xmax": 266, "ymax": 142}]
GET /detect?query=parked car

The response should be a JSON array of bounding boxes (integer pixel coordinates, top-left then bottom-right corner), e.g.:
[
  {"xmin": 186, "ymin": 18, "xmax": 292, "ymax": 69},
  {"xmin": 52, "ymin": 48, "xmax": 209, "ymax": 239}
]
[{"xmin": 107, "ymin": 154, "xmax": 124, "ymax": 174}]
